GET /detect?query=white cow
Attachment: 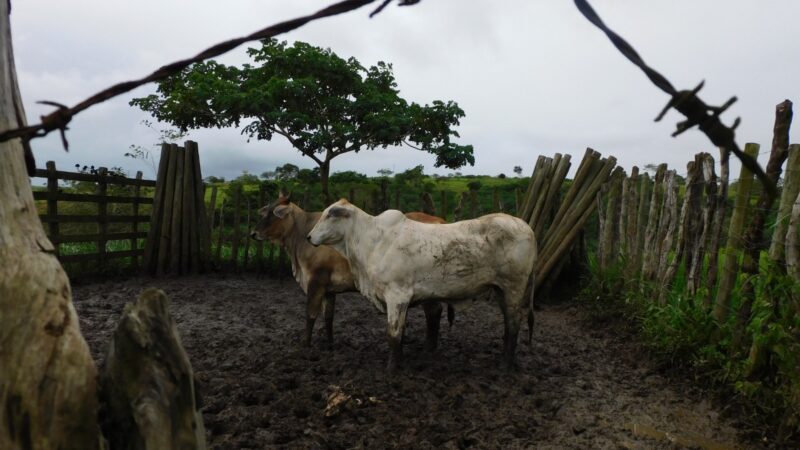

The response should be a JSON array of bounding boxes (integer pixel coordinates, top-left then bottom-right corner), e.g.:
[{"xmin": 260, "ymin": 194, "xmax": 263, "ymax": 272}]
[{"xmin": 307, "ymin": 199, "xmax": 537, "ymax": 370}]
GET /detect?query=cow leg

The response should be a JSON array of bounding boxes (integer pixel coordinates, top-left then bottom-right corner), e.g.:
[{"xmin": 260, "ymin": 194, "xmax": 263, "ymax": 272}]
[
  {"xmin": 305, "ymin": 278, "xmax": 327, "ymax": 346},
  {"xmin": 386, "ymin": 301, "xmax": 409, "ymax": 372},
  {"xmin": 422, "ymin": 302, "xmax": 443, "ymax": 352},
  {"xmin": 500, "ymin": 292, "xmax": 524, "ymax": 370},
  {"xmin": 323, "ymin": 293, "xmax": 336, "ymax": 347}
]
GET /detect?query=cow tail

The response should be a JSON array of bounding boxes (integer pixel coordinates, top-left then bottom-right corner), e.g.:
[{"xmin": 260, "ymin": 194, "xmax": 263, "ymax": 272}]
[{"xmin": 527, "ymin": 270, "xmax": 535, "ymax": 344}]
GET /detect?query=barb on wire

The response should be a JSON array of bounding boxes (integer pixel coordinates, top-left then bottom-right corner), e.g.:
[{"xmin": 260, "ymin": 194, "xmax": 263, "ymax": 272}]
[
  {"xmin": 573, "ymin": 0, "xmax": 777, "ymax": 198},
  {"xmin": 1, "ymin": 0, "xmax": 418, "ymax": 163}
]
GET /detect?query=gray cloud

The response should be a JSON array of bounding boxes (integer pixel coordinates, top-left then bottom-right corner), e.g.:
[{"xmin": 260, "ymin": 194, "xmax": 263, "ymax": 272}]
[{"xmin": 11, "ymin": 0, "xmax": 800, "ymax": 185}]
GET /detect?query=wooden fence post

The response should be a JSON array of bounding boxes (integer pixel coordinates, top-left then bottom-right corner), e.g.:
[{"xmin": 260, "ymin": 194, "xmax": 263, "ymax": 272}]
[
  {"xmin": 131, "ymin": 171, "xmax": 143, "ymax": 267},
  {"xmin": 656, "ymin": 170, "xmax": 679, "ymax": 304},
  {"xmin": 243, "ymin": 197, "xmax": 252, "ymax": 270},
  {"xmin": 630, "ymin": 173, "xmax": 651, "ymax": 278},
  {"xmin": 714, "ymin": 143, "xmax": 759, "ymax": 322},
  {"xmin": 230, "ymin": 184, "xmax": 243, "ymax": 272},
  {"xmin": 96, "ymin": 167, "xmax": 109, "ymax": 270},
  {"xmin": 421, "ymin": 192, "xmax": 436, "ymax": 215},
  {"xmin": 642, "ymin": 164, "xmax": 667, "ymax": 281},
  {"xmin": 215, "ymin": 199, "xmax": 225, "ymax": 268},
  {"xmin": 46, "ymin": 161, "xmax": 60, "ymax": 256},
  {"xmin": 469, "ymin": 189, "xmax": 478, "ymax": 218},
  {"xmin": 181, "ymin": 145, "xmax": 195, "ymax": 274},
  {"xmin": 705, "ymin": 147, "xmax": 731, "ymax": 307},
  {"xmin": 440, "ymin": 190, "xmax": 448, "ymax": 220},
  {"xmin": 687, "ymin": 153, "xmax": 717, "ymax": 296},
  {"xmin": 600, "ymin": 167, "xmax": 624, "ymax": 271},
  {"xmin": 257, "ymin": 184, "xmax": 267, "ymax": 272},
  {"xmin": 770, "ymin": 144, "xmax": 800, "ymax": 264}
]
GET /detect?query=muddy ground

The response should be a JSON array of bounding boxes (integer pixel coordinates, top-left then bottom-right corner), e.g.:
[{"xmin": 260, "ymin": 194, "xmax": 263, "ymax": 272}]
[{"xmin": 72, "ymin": 274, "xmax": 762, "ymax": 449}]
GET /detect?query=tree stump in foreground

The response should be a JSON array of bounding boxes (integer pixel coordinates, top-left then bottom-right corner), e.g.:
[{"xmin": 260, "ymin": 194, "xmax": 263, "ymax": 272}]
[{"xmin": 101, "ymin": 288, "xmax": 206, "ymax": 450}]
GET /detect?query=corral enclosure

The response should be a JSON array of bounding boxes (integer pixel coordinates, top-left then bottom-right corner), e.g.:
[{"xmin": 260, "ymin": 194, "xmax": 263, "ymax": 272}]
[{"xmin": 4, "ymin": 0, "xmax": 800, "ymax": 448}]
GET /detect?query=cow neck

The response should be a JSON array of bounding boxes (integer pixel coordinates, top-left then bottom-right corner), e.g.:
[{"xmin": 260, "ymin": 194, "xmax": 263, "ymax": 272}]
[
  {"xmin": 284, "ymin": 205, "xmax": 311, "ymax": 274},
  {"xmin": 339, "ymin": 207, "xmax": 377, "ymax": 270}
]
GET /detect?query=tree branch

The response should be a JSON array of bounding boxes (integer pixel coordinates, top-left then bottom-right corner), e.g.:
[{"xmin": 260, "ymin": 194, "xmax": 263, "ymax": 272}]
[{"xmin": 271, "ymin": 125, "xmax": 324, "ymax": 166}]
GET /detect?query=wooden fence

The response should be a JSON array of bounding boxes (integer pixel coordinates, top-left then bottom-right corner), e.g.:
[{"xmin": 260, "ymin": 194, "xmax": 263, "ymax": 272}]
[{"xmin": 32, "ymin": 161, "xmax": 155, "ymax": 271}]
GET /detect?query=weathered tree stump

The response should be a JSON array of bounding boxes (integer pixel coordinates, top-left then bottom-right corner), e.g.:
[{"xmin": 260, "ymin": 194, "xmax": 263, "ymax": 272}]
[
  {"xmin": 1, "ymin": 2, "xmax": 102, "ymax": 448},
  {"xmin": 101, "ymin": 288, "xmax": 206, "ymax": 450}
]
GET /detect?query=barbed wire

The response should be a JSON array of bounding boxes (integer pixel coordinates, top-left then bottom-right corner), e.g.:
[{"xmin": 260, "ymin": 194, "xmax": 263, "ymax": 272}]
[
  {"xmin": 1, "ymin": 0, "xmax": 418, "ymax": 173},
  {"xmin": 573, "ymin": 0, "xmax": 777, "ymax": 199}
]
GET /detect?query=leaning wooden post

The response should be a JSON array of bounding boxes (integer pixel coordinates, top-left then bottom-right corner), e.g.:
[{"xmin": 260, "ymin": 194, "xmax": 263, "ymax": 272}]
[
  {"xmin": 168, "ymin": 146, "xmax": 185, "ymax": 274},
  {"xmin": 1, "ymin": 3, "xmax": 101, "ymax": 445},
  {"xmin": 421, "ymin": 192, "xmax": 436, "ymax": 215},
  {"xmin": 188, "ymin": 141, "xmax": 210, "ymax": 272},
  {"xmin": 215, "ymin": 199, "xmax": 225, "ymax": 268},
  {"xmin": 786, "ymin": 190, "xmax": 800, "ymax": 281},
  {"xmin": 46, "ymin": 160, "xmax": 60, "ymax": 256},
  {"xmin": 713, "ymin": 143, "xmax": 759, "ymax": 322},
  {"xmin": 101, "ymin": 288, "xmax": 206, "ymax": 450},
  {"xmin": 492, "ymin": 188, "xmax": 500, "ymax": 212},
  {"xmin": 242, "ymin": 197, "xmax": 252, "ymax": 270},
  {"xmin": 144, "ymin": 143, "xmax": 170, "ymax": 274},
  {"xmin": 181, "ymin": 144, "xmax": 196, "ymax": 274}
]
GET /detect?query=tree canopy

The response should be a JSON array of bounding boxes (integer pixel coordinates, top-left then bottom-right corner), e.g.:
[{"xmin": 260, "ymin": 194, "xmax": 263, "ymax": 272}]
[{"xmin": 130, "ymin": 39, "xmax": 474, "ymax": 202}]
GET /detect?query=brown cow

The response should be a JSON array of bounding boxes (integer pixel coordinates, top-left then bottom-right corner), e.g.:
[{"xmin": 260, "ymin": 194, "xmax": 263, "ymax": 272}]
[{"xmin": 250, "ymin": 194, "xmax": 451, "ymax": 348}]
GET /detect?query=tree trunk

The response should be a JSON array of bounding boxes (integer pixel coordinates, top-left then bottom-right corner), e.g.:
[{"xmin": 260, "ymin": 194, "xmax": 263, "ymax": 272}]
[
  {"xmin": 319, "ymin": 160, "xmax": 332, "ymax": 205},
  {"xmin": 0, "ymin": 2, "xmax": 101, "ymax": 447}
]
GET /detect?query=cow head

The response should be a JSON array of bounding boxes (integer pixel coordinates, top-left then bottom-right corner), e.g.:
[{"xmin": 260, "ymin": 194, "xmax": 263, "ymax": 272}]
[
  {"xmin": 307, "ymin": 199, "xmax": 353, "ymax": 247},
  {"xmin": 250, "ymin": 193, "xmax": 294, "ymax": 242}
]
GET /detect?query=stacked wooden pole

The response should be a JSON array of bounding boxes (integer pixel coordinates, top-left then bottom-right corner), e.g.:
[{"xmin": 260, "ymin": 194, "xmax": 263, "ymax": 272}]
[
  {"xmin": 520, "ymin": 148, "xmax": 617, "ymax": 289},
  {"xmin": 143, "ymin": 141, "xmax": 210, "ymax": 275}
]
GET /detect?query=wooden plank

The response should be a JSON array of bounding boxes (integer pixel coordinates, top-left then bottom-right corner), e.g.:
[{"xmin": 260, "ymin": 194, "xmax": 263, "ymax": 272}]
[
  {"xmin": 32, "ymin": 168, "xmax": 156, "ymax": 186},
  {"xmin": 39, "ymin": 214, "xmax": 150, "ymax": 223},
  {"xmin": 230, "ymin": 184, "xmax": 242, "ymax": 271},
  {"xmin": 32, "ymin": 191, "xmax": 153, "ymax": 204},
  {"xmin": 131, "ymin": 171, "xmax": 143, "ymax": 268},
  {"xmin": 96, "ymin": 167, "xmax": 109, "ymax": 268},
  {"xmin": 157, "ymin": 144, "xmax": 179, "ymax": 276},
  {"xmin": 144, "ymin": 143, "xmax": 171, "ymax": 274},
  {"xmin": 59, "ymin": 249, "xmax": 144, "ymax": 264},
  {"xmin": 55, "ymin": 231, "xmax": 149, "ymax": 244},
  {"xmin": 169, "ymin": 145, "xmax": 185, "ymax": 274},
  {"xmin": 46, "ymin": 161, "xmax": 59, "ymax": 256}
]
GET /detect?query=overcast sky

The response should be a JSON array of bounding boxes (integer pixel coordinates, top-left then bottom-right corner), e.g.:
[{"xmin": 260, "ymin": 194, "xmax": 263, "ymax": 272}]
[{"xmin": 10, "ymin": 0, "xmax": 799, "ymax": 182}]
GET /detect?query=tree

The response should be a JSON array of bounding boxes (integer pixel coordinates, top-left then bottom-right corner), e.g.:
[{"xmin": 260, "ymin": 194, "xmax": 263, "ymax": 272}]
[
  {"xmin": 131, "ymin": 39, "xmax": 474, "ymax": 202},
  {"xmin": 273, "ymin": 163, "xmax": 299, "ymax": 181},
  {"xmin": 377, "ymin": 168, "xmax": 394, "ymax": 177},
  {"xmin": 513, "ymin": 165, "xmax": 523, "ymax": 176}
]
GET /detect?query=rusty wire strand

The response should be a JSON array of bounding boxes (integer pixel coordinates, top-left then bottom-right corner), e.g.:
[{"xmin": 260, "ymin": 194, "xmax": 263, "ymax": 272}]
[
  {"xmin": 0, "ymin": 0, "xmax": 408, "ymax": 149},
  {"xmin": 574, "ymin": 0, "xmax": 777, "ymax": 198}
]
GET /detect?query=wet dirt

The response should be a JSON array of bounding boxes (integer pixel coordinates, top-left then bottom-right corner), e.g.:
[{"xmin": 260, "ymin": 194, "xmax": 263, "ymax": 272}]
[{"xmin": 72, "ymin": 274, "xmax": 761, "ymax": 449}]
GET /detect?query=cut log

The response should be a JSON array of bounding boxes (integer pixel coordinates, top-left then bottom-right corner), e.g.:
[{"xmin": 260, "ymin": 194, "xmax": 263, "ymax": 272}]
[{"xmin": 101, "ymin": 288, "xmax": 206, "ymax": 450}]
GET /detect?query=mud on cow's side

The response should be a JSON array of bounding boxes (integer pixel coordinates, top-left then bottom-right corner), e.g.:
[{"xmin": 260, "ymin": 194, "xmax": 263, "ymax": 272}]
[
  {"xmin": 250, "ymin": 194, "xmax": 453, "ymax": 349},
  {"xmin": 308, "ymin": 199, "xmax": 537, "ymax": 371}
]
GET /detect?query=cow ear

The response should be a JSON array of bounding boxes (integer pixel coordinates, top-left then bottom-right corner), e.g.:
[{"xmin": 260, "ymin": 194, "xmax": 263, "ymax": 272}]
[
  {"xmin": 273, "ymin": 204, "xmax": 292, "ymax": 218},
  {"xmin": 328, "ymin": 206, "xmax": 350, "ymax": 218}
]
